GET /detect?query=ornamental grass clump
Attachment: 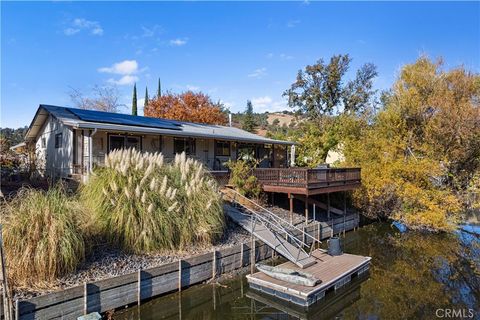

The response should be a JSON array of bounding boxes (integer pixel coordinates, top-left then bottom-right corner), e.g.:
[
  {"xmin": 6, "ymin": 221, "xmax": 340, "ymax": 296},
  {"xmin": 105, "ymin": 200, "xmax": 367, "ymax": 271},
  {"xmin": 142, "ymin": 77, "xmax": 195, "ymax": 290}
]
[
  {"xmin": 81, "ymin": 149, "xmax": 224, "ymax": 253},
  {"xmin": 0, "ymin": 186, "xmax": 85, "ymax": 287}
]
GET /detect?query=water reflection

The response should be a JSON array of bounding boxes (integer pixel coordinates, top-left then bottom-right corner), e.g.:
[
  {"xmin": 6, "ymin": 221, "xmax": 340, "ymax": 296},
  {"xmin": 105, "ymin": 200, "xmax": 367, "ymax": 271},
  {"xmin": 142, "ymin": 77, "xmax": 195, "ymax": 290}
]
[{"xmin": 114, "ymin": 223, "xmax": 480, "ymax": 320}]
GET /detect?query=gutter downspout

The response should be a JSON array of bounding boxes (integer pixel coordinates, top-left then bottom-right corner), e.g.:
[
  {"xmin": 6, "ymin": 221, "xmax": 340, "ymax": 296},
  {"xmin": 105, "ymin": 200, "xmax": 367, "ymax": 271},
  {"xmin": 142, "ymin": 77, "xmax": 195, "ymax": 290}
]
[{"xmin": 88, "ymin": 129, "xmax": 98, "ymax": 177}]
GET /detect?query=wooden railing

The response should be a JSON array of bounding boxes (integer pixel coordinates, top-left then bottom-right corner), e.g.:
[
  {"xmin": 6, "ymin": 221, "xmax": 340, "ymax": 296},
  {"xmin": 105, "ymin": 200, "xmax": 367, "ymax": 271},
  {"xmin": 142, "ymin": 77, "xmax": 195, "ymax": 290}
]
[
  {"xmin": 253, "ymin": 167, "xmax": 361, "ymax": 188},
  {"xmin": 211, "ymin": 167, "xmax": 361, "ymax": 189}
]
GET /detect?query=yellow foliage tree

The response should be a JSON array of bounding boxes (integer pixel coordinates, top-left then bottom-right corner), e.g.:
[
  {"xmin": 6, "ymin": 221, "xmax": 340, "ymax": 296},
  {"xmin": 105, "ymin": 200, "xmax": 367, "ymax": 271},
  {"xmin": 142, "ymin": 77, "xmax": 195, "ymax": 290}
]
[{"xmin": 341, "ymin": 57, "xmax": 479, "ymax": 231}]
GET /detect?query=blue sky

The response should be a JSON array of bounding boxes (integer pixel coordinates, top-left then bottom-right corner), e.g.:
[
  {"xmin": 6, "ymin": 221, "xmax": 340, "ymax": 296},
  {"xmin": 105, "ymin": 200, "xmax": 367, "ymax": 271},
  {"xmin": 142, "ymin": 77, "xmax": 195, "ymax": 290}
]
[{"xmin": 1, "ymin": 1, "xmax": 479, "ymax": 128}]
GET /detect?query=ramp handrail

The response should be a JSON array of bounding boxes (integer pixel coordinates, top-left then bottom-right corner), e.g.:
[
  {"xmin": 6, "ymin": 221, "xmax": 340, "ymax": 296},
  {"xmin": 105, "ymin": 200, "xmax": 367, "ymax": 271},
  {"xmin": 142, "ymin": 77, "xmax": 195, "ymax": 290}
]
[
  {"xmin": 221, "ymin": 188, "xmax": 322, "ymax": 264},
  {"xmin": 222, "ymin": 188, "xmax": 322, "ymax": 245}
]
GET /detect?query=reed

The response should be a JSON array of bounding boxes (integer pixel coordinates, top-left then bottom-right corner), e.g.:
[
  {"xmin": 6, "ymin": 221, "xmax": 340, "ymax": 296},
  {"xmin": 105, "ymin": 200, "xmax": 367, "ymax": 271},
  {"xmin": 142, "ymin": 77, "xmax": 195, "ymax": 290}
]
[
  {"xmin": 81, "ymin": 150, "xmax": 224, "ymax": 253},
  {"xmin": 0, "ymin": 185, "xmax": 85, "ymax": 287}
]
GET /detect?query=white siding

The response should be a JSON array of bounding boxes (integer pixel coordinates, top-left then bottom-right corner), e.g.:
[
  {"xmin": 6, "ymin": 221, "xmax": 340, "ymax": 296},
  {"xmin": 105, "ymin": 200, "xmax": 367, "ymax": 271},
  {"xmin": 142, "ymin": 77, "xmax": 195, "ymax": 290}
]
[{"xmin": 34, "ymin": 116, "xmax": 73, "ymax": 178}]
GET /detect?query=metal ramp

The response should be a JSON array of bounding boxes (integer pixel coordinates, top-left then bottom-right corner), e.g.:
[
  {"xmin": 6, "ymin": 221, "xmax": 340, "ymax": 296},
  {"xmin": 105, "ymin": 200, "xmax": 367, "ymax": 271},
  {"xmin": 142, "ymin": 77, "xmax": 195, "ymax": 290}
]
[{"xmin": 222, "ymin": 188, "xmax": 321, "ymax": 269}]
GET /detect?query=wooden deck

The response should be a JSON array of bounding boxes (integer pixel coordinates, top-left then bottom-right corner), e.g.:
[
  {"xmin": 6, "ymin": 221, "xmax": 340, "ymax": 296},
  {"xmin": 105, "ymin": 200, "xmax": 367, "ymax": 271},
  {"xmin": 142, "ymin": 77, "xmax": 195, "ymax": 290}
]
[
  {"xmin": 247, "ymin": 249, "xmax": 371, "ymax": 306},
  {"xmin": 212, "ymin": 167, "xmax": 361, "ymax": 195}
]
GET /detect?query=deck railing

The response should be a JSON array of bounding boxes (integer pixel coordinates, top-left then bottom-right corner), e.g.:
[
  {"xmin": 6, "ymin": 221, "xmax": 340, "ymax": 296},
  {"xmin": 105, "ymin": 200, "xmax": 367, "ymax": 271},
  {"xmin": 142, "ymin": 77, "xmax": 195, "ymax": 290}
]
[
  {"xmin": 253, "ymin": 167, "xmax": 361, "ymax": 188},
  {"xmin": 211, "ymin": 167, "xmax": 361, "ymax": 189}
]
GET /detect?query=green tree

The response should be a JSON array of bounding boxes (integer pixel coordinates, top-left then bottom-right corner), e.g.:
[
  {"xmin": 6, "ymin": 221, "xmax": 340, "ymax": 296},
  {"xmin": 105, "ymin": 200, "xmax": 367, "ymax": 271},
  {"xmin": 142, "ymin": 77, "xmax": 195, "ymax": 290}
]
[
  {"xmin": 157, "ymin": 78, "xmax": 162, "ymax": 97},
  {"xmin": 144, "ymin": 87, "xmax": 149, "ymax": 108},
  {"xmin": 283, "ymin": 54, "xmax": 377, "ymax": 117},
  {"xmin": 132, "ymin": 83, "xmax": 137, "ymax": 116},
  {"xmin": 242, "ymin": 100, "xmax": 256, "ymax": 132}
]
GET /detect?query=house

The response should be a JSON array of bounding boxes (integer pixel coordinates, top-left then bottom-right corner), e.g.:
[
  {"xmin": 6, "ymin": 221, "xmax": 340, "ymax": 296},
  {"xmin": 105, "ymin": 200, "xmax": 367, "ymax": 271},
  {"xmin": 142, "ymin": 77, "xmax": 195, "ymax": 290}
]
[
  {"xmin": 24, "ymin": 105, "xmax": 294, "ymax": 180},
  {"xmin": 24, "ymin": 104, "xmax": 362, "ymax": 222}
]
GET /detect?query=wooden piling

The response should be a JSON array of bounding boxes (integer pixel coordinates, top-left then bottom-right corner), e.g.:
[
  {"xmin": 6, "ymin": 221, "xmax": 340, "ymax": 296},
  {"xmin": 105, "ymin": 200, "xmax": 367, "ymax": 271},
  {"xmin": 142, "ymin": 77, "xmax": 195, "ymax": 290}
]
[
  {"xmin": 138, "ymin": 269, "xmax": 142, "ymax": 305},
  {"xmin": 250, "ymin": 239, "xmax": 255, "ymax": 275},
  {"xmin": 212, "ymin": 250, "xmax": 217, "ymax": 280},
  {"xmin": 83, "ymin": 282, "xmax": 87, "ymax": 315},
  {"xmin": 178, "ymin": 260, "xmax": 182, "ymax": 292}
]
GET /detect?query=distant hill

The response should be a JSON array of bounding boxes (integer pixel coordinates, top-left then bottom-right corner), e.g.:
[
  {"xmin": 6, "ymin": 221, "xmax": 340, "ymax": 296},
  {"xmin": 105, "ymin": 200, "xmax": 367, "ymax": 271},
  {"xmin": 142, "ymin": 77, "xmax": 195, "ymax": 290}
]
[{"xmin": 231, "ymin": 111, "xmax": 297, "ymax": 137}]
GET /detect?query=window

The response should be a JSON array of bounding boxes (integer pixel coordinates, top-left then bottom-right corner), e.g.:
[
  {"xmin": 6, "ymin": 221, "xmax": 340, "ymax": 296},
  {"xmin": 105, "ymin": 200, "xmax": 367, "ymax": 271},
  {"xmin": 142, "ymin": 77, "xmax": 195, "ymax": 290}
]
[
  {"xmin": 215, "ymin": 141, "xmax": 230, "ymax": 156},
  {"xmin": 55, "ymin": 133, "xmax": 62, "ymax": 148},
  {"xmin": 41, "ymin": 137, "xmax": 46, "ymax": 148},
  {"xmin": 109, "ymin": 135, "xmax": 141, "ymax": 151},
  {"xmin": 174, "ymin": 138, "xmax": 196, "ymax": 155}
]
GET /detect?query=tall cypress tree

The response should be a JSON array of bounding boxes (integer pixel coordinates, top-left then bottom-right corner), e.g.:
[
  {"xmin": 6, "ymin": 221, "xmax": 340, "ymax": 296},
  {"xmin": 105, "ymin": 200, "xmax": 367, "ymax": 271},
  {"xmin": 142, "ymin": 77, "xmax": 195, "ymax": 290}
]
[
  {"xmin": 242, "ymin": 100, "xmax": 256, "ymax": 132},
  {"xmin": 157, "ymin": 78, "xmax": 162, "ymax": 97},
  {"xmin": 144, "ymin": 87, "xmax": 149, "ymax": 108},
  {"xmin": 132, "ymin": 83, "xmax": 138, "ymax": 116}
]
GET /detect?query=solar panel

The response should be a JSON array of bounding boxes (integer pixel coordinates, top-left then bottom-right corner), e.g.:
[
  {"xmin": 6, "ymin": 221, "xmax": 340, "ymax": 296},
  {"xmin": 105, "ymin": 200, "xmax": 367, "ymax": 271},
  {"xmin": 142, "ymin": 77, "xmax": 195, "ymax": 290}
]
[{"xmin": 67, "ymin": 108, "xmax": 181, "ymax": 130}]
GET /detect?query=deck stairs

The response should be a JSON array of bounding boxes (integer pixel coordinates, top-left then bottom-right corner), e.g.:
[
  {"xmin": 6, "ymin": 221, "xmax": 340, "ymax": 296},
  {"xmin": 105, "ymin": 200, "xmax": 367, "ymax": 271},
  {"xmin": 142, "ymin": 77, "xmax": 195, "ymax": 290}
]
[{"xmin": 221, "ymin": 188, "xmax": 321, "ymax": 269}]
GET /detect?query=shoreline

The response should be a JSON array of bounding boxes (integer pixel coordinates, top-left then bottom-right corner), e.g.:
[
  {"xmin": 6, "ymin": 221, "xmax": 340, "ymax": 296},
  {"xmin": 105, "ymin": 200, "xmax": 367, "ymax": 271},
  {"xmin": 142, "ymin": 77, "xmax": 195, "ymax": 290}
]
[{"xmin": 13, "ymin": 221, "xmax": 250, "ymax": 300}]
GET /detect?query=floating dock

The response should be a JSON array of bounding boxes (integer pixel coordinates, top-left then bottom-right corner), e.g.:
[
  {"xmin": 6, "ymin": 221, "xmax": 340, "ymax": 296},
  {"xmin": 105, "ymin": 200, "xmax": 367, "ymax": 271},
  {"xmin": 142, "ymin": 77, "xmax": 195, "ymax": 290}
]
[{"xmin": 247, "ymin": 249, "xmax": 371, "ymax": 307}]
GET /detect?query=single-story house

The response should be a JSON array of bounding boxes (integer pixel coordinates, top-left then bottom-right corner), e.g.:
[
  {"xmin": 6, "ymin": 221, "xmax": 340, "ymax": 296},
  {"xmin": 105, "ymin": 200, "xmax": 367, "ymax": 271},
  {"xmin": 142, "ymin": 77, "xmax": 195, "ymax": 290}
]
[{"xmin": 24, "ymin": 105, "xmax": 295, "ymax": 180}]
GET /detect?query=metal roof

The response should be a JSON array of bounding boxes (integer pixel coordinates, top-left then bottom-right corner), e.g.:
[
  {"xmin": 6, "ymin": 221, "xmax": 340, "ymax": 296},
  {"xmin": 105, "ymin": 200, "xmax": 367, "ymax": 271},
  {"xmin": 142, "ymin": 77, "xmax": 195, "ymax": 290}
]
[{"xmin": 25, "ymin": 105, "xmax": 295, "ymax": 145}]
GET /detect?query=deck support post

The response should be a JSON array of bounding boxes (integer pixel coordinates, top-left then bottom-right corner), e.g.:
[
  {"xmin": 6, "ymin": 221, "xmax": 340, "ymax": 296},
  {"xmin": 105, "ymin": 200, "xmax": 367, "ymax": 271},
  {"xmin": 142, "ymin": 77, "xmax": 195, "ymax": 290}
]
[
  {"xmin": 304, "ymin": 195, "xmax": 309, "ymax": 225},
  {"xmin": 313, "ymin": 203, "xmax": 316, "ymax": 221},
  {"xmin": 289, "ymin": 193, "xmax": 293, "ymax": 224},
  {"xmin": 343, "ymin": 191, "xmax": 347, "ymax": 237},
  {"xmin": 327, "ymin": 193, "xmax": 331, "ymax": 219}
]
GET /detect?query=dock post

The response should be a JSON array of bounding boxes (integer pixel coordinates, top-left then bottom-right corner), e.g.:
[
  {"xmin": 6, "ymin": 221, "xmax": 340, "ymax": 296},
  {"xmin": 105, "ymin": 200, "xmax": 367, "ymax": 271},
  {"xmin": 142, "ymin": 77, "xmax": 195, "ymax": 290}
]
[
  {"xmin": 138, "ymin": 269, "xmax": 142, "ymax": 305},
  {"xmin": 83, "ymin": 282, "xmax": 87, "ymax": 315},
  {"xmin": 178, "ymin": 260, "xmax": 183, "ymax": 292},
  {"xmin": 15, "ymin": 299, "xmax": 19, "ymax": 320},
  {"xmin": 313, "ymin": 203, "xmax": 316, "ymax": 221},
  {"xmin": 304, "ymin": 195, "xmax": 309, "ymax": 225},
  {"xmin": 250, "ymin": 239, "xmax": 255, "ymax": 275},
  {"xmin": 212, "ymin": 250, "xmax": 217, "ymax": 280}
]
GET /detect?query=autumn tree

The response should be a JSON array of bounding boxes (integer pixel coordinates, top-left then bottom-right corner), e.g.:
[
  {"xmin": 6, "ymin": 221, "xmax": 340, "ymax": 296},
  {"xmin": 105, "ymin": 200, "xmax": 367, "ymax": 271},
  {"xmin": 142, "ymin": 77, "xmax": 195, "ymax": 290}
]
[
  {"xmin": 341, "ymin": 56, "xmax": 480, "ymax": 231},
  {"xmin": 283, "ymin": 54, "xmax": 378, "ymax": 117},
  {"xmin": 69, "ymin": 85, "xmax": 123, "ymax": 112},
  {"xmin": 144, "ymin": 91, "xmax": 227, "ymax": 125},
  {"xmin": 242, "ymin": 100, "xmax": 256, "ymax": 132}
]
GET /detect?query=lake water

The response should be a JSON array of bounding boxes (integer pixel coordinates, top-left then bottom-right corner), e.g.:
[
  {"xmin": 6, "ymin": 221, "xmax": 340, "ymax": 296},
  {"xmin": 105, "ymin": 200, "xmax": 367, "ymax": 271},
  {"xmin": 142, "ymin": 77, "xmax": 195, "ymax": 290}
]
[{"xmin": 114, "ymin": 222, "xmax": 480, "ymax": 319}]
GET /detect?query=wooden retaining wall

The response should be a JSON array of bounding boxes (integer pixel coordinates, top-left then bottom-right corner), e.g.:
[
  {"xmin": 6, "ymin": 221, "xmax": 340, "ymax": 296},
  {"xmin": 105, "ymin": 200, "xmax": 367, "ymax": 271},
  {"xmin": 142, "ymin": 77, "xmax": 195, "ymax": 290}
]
[{"xmin": 13, "ymin": 241, "xmax": 273, "ymax": 320}]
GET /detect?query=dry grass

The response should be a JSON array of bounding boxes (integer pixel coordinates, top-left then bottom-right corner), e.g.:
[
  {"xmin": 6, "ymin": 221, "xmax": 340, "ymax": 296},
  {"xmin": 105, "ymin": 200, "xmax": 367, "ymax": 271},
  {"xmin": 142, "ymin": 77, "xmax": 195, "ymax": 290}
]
[
  {"xmin": 0, "ymin": 185, "xmax": 85, "ymax": 287},
  {"xmin": 81, "ymin": 150, "xmax": 224, "ymax": 253}
]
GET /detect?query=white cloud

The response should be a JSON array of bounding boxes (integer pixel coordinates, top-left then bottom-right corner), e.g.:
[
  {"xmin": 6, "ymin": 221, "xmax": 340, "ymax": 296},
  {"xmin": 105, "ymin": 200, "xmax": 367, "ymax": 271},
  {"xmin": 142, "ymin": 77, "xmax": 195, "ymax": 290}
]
[
  {"xmin": 64, "ymin": 18, "xmax": 103, "ymax": 36},
  {"xmin": 186, "ymin": 85, "xmax": 200, "ymax": 91},
  {"xmin": 266, "ymin": 53, "xmax": 274, "ymax": 59},
  {"xmin": 248, "ymin": 67, "xmax": 267, "ymax": 79},
  {"xmin": 99, "ymin": 60, "xmax": 143, "ymax": 86},
  {"xmin": 107, "ymin": 75, "xmax": 139, "ymax": 86},
  {"xmin": 280, "ymin": 53, "xmax": 294, "ymax": 60},
  {"xmin": 98, "ymin": 60, "xmax": 139, "ymax": 75},
  {"xmin": 141, "ymin": 25, "xmax": 163, "ymax": 38},
  {"xmin": 169, "ymin": 38, "xmax": 188, "ymax": 46},
  {"xmin": 286, "ymin": 19, "xmax": 301, "ymax": 28},
  {"xmin": 251, "ymin": 96, "xmax": 287, "ymax": 113}
]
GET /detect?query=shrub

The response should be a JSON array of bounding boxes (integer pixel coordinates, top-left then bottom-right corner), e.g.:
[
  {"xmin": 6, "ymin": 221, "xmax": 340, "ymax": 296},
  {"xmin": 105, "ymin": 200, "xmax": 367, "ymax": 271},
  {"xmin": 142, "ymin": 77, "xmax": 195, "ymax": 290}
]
[
  {"xmin": 225, "ymin": 160, "xmax": 261, "ymax": 199},
  {"xmin": 81, "ymin": 150, "xmax": 224, "ymax": 253},
  {"xmin": 1, "ymin": 185, "xmax": 85, "ymax": 286}
]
